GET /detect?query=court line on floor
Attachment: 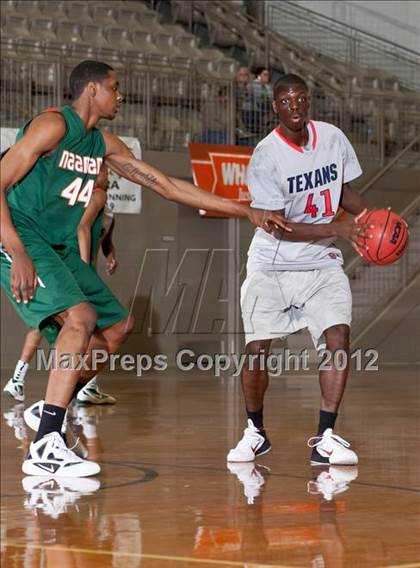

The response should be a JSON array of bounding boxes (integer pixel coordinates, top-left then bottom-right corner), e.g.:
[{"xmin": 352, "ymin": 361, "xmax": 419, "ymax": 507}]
[
  {"xmin": 386, "ymin": 564, "xmax": 420, "ymax": 568},
  {"xmin": 108, "ymin": 460, "xmax": 420, "ymax": 494},
  {"xmin": 2, "ymin": 541, "xmax": 294, "ymax": 567},
  {"xmin": 1, "ymin": 462, "xmax": 159, "ymax": 498}
]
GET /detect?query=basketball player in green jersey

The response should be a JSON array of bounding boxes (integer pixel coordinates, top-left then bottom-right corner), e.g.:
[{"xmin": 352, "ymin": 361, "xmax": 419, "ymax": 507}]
[
  {"xmin": 3, "ymin": 167, "xmax": 117, "ymax": 405},
  {"xmin": 1, "ymin": 60, "xmax": 289, "ymax": 478}
]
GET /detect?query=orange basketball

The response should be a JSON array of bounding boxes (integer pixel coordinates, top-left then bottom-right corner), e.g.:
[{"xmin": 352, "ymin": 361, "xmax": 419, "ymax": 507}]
[{"xmin": 357, "ymin": 209, "xmax": 409, "ymax": 265}]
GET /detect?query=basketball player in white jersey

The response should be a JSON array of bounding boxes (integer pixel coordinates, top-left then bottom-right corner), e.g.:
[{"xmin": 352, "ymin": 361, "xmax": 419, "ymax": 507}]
[{"xmin": 227, "ymin": 74, "xmax": 372, "ymax": 467}]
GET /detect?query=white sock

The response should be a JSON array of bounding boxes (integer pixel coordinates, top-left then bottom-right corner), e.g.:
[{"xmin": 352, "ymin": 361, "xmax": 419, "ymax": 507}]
[{"xmin": 13, "ymin": 360, "xmax": 28, "ymax": 382}]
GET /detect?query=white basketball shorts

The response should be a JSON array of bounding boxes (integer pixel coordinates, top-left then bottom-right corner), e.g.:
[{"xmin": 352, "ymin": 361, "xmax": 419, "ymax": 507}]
[{"xmin": 241, "ymin": 267, "xmax": 352, "ymax": 350}]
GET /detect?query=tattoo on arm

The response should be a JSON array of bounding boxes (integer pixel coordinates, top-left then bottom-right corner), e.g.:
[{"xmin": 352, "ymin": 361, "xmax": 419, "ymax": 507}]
[{"xmin": 120, "ymin": 162, "xmax": 159, "ymax": 188}]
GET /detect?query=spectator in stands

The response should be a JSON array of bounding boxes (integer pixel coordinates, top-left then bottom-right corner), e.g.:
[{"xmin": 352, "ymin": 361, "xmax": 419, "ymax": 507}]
[
  {"xmin": 200, "ymin": 86, "xmax": 230, "ymax": 145},
  {"xmin": 233, "ymin": 67, "xmax": 256, "ymax": 146},
  {"xmin": 252, "ymin": 67, "xmax": 273, "ymax": 102},
  {"xmin": 252, "ymin": 67, "xmax": 274, "ymax": 137}
]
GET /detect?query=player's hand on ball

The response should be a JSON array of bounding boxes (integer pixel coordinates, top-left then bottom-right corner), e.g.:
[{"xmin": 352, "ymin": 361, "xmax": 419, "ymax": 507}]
[
  {"xmin": 335, "ymin": 208, "xmax": 374, "ymax": 253},
  {"xmin": 247, "ymin": 208, "xmax": 291, "ymax": 233},
  {"xmin": 10, "ymin": 250, "xmax": 37, "ymax": 304},
  {"xmin": 353, "ymin": 208, "xmax": 376, "ymax": 253}
]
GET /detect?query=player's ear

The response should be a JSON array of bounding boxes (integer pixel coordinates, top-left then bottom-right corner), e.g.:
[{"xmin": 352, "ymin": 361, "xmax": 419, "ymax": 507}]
[
  {"xmin": 272, "ymin": 99, "xmax": 278, "ymax": 114},
  {"xmin": 88, "ymin": 81, "xmax": 97, "ymax": 97}
]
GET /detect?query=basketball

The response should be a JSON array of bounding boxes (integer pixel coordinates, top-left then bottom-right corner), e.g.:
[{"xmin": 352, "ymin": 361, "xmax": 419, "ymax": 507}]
[{"xmin": 357, "ymin": 208, "xmax": 409, "ymax": 265}]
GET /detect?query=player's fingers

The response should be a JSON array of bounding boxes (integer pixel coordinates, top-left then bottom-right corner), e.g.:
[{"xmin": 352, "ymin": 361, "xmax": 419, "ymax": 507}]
[
  {"xmin": 269, "ymin": 214, "xmax": 292, "ymax": 232},
  {"xmin": 11, "ymin": 277, "xmax": 22, "ymax": 304},
  {"xmin": 355, "ymin": 208, "xmax": 368, "ymax": 223},
  {"xmin": 262, "ymin": 219, "xmax": 271, "ymax": 230},
  {"xmin": 20, "ymin": 281, "xmax": 30, "ymax": 305},
  {"xmin": 351, "ymin": 242, "xmax": 364, "ymax": 257},
  {"xmin": 355, "ymin": 228, "xmax": 372, "ymax": 240},
  {"xmin": 353, "ymin": 235, "xmax": 369, "ymax": 250},
  {"xmin": 26, "ymin": 278, "xmax": 36, "ymax": 302},
  {"xmin": 32, "ymin": 273, "xmax": 38, "ymax": 297}
]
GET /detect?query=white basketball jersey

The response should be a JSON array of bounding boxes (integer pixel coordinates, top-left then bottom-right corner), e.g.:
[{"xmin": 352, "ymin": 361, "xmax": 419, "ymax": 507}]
[{"xmin": 247, "ymin": 120, "xmax": 362, "ymax": 272}]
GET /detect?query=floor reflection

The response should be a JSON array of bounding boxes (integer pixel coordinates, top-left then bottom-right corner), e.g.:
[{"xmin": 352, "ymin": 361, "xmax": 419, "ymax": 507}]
[
  {"xmin": 308, "ymin": 465, "xmax": 359, "ymax": 502},
  {"xmin": 191, "ymin": 461, "xmax": 359, "ymax": 566},
  {"xmin": 3, "ymin": 402, "xmax": 30, "ymax": 456}
]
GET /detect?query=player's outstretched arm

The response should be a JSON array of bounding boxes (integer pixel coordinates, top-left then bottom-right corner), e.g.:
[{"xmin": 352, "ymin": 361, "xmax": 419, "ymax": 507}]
[
  {"xmin": 0, "ymin": 113, "xmax": 66, "ymax": 303},
  {"xmin": 101, "ymin": 130, "xmax": 289, "ymax": 232},
  {"xmin": 168, "ymin": 176, "xmax": 290, "ymax": 232}
]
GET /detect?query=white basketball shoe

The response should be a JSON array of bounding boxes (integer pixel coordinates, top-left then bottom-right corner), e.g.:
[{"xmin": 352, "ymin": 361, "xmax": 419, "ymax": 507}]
[
  {"xmin": 77, "ymin": 378, "xmax": 116, "ymax": 405},
  {"xmin": 22, "ymin": 431, "xmax": 100, "ymax": 477},
  {"xmin": 3, "ymin": 377, "xmax": 25, "ymax": 402},
  {"xmin": 308, "ymin": 429, "xmax": 358, "ymax": 466},
  {"xmin": 24, "ymin": 400, "xmax": 87, "ymax": 458},
  {"xmin": 227, "ymin": 420, "xmax": 271, "ymax": 462}
]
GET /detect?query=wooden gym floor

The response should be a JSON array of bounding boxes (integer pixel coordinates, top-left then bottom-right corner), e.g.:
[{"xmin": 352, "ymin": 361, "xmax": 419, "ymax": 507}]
[{"xmin": 1, "ymin": 364, "xmax": 419, "ymax": 568}]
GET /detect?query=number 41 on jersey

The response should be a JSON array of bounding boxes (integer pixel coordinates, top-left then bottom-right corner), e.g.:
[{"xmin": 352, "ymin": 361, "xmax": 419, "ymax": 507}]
[{"xmin": 304, "ymin": 189, "xmax": 334, "ymax": 218}]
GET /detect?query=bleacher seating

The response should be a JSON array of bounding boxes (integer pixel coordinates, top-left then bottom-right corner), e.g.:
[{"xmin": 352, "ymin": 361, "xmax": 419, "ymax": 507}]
[{"xmin": 0, "ymin": 0, "xmax": 419, "ymax": 156}]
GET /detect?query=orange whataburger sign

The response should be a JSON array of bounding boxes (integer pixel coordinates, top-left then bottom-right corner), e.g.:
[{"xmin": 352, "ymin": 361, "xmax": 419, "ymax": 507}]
[{"xmin": 189, "ymin": 143, "xmax": 253, "ymax": 217}]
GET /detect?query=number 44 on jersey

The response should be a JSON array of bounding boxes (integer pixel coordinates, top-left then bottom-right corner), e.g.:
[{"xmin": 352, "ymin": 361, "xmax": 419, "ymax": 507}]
[{"xmin": 60, "ymin": 177, "xmax": 94, "ymax": 207}]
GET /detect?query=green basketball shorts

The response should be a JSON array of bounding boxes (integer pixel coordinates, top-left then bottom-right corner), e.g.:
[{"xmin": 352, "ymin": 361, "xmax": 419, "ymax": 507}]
[{"xmin": 1, "ymin": 225, "xmax": 128, "ymax": 344}]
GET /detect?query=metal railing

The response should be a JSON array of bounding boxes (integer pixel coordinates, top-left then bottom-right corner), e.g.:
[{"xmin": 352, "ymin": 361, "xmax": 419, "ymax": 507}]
[
  {"xmin": 292, "ymin": 0, "xmax": 420, "ymax": 54},
  {"xmin": 0, "ymin": 57, "xmax": 235, "ymax": 151},
  {"xmin": 2, "ymin": 55, "xmax": 420, "ymax": 164},
  {"xmin": 266, "ymin": 0, "xmax": 420, "ymax": 91}
]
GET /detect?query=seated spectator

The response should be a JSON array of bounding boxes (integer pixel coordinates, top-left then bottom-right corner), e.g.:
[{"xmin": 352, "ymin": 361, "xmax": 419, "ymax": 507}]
[
  {"xmin": 233, "ymin": 67, "xmax": 257, "ymax": 146},
  {"xmin": 252, "ymin": 67, "xmax": 274, "ymax": 137},
  {"xmin": 200, "ymin": 86, "xmax": 230, "ymax": 144}
]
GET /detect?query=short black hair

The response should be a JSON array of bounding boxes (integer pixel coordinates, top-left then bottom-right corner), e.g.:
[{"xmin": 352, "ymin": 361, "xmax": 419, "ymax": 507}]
[
  {"xmin": 273, "ymin": 74, "xmax": 308, "ymax": 99},
  {"xmin": 69, "ymin": 60, "xmax": 114, "ymax": 100},
  {"xmin": 253, "ymin": 66, "xmax": 269, "ymax": 77}
]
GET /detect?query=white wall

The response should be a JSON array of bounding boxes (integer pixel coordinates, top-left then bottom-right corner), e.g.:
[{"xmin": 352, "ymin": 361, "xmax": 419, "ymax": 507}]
[{"xmin": 294, "ymin": 0, "xmax": 420, "ymax": 52}]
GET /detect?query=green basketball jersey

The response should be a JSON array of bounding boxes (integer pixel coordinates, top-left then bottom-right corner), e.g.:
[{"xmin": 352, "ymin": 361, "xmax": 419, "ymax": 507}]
[{"xmin": 7, "ymin": 105, "xmax": 106, "ymax": 246}]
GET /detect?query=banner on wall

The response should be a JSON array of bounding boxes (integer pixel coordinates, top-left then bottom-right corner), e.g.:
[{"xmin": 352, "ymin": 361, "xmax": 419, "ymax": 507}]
[
  {"xmin": 0, "ymin": 127, "xmax": 18, "ymax": 153},
  {"xmin": 189, "ymin": 143, "xmax": 253, "ymax": 218},
  {"xmin": 106, "ymin": 135, "xmax": 142, "ymax": 214},
  {"xmin": 1, "ymin": 128, "xmax": 142, "ymax": 214}
]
